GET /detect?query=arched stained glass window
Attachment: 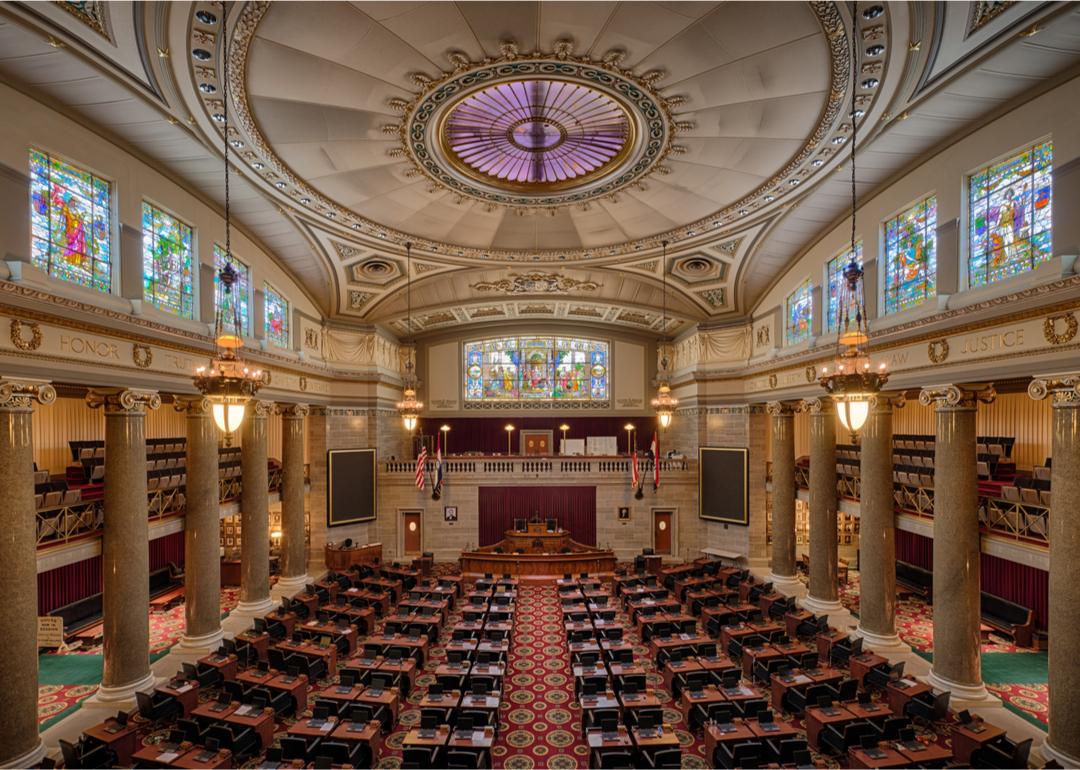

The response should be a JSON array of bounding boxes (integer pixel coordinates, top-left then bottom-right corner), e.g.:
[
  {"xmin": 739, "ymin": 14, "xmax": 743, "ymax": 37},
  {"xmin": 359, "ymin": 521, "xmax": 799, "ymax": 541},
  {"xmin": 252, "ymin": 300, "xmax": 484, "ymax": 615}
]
[
  {"xmin": 264, "ymin": 283, "xmax": 290, "ymax": 348},
  {"xmin": 885, "ymin": 196, "xmax": 937, "ymax": 314},
  {"xmin": 141, "ymin": 202, "xmax": 194, "ymax": 318},
  {"xmin": 785, "ymin": 279, "xmax": 813, "ymax": 346},
  {"xmin": 969, "ymin": 141, "xmax": 1052, "ymax": 288},
  {"xmin": 213, "ymin": 245, "xmax": 250, "ymax": 335},
  {"xmin": 29, "ymin": 149, "xmax": 112, "ymax": 292},
  {"xmin": 826, "ymin": 241, "xmax": 862, "ymax": 333},
  {"xmin": 464, "ymin": 336, "xmax": 608, "ymax": 402}
]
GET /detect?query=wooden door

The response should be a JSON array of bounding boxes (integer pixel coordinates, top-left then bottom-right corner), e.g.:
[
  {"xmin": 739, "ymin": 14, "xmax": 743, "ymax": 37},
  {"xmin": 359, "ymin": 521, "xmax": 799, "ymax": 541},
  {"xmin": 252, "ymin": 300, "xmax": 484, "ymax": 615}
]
[
  {"xmin": 402, "ymin": 511, "xmax": 422, "ymax": 555},
  {"xmin": 653, "ymin": 510, "xmax": 673, "ymax": 555},
  {"xmin": 521, "ymin": 430, "xmax": 552, "ymax": 456}
]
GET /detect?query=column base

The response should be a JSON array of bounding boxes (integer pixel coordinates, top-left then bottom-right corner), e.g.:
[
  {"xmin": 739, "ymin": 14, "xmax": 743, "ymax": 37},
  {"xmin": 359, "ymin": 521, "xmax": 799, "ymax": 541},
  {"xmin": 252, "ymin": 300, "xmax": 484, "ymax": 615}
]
[
  {"xmin": 924, "ymin": 669, "xmax": 999, "ymax": 706},
  {"xmin": 230, "ymin": 597, "xmax": 275, "ymax": 619},
  {"xmin": 1, "ymin": 736, "xmax": 46, "ymax": 769},
  {"xmin": 177, "ymin": 627, "xmax": 224, "ymax": 653},
  {"xmin": 854, "ymin": 625, "xmax": 911, "ymax": 653},
  {"xmin": 768, "ymin": 572, "xmax": 805, "ymax": 596},
  {"xmin": 800, "ymin": 595, "xmax": 844, "ymax": 615},
  {"xmin": 1041, "ymin": 739, "xmax": 1080, "ymax": 769},
  {"xmin": 273, "ymin": 574, "xmax": 310, "ymax": 596},
  {"xmin": 85, "ymin": 671, "xmax": 156, "ymax": 706}
]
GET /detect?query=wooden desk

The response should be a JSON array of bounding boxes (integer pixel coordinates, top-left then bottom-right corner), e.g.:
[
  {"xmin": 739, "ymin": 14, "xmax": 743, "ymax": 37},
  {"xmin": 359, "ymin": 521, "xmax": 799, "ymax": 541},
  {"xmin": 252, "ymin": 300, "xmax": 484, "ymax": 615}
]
[
  {"xmin": 447, "ymin": 726, "xmax": 496, "ymax": 767},
  {"xmin": 848, "ymin": 745, "xmax": 910, "ymax": 768},
  {"xmin": 848, "ymin": 652, "xmax": 889, "ymax": 690},
  {"xmin": 264, "ymin": 673, "xmax": 309, "ymax": 714},
  {"xmin": 84, "ymin": 717, "xmax": 140, "ymax": 765},
  {"xmin": 324, "ymin": 542, "xmax": 382, "ymax": 571},
  {"xmin": 224, "ymin": 703, "xmax": 276, "ymax": 750},
  {"xmin": 678, "ymin": 686, "xmax": 726, "ymax": 725},
  {"xmin": 632, "ymin": 725, "xmax": 680, "ymax": 750},
  {"xmin": 275, "ymin": 638, "xmax": 337, "ymax": 674},
  {"xmin": 741, "ymin": 643, "xmax": 784, "ymax": 678},
  {"xmin": 288, "ymin": 716, "xmax": 340, "ymax": 740},
  {"xmin": 172, "ymin": 747, "xmax": 233, "ymax": 769},
  {"xmin": 403, "ymin": 725, "xmax": 449, "ymax": 750},
  {"xmin": 805, "ymin": 705, "xmax": 855, "ymax": 751},
  {"xmin": 704, "ymin": 721, "xmax": 757, "ymax": 765},
  {"xmin": 460, "ymin": 547, "xmax": 617, "ymax": 577},
  {"xmin": 198, "ymin": 652, "xmax": 238, "ymax": 682},
  {"xmin": 586, "ymin": 725, "xmax": 634, "ymax": 751},
  {"xmin": 816, "ymin": 629, "xmax": 850, "ymax": 662},
  {"xmin": 156, "ymin": 680, "xmax": 199, "ymax": 718},
  {"xmin": 746, "ymin": 717, "xmax": 800, "ymax": 740},
  {"xmin": 897, "ymin": 738, "xmax": 953, "ymax": 765},
  {"xmin": 579, "ymin": 691, "xmax": 621, "ymax": 736},
  {"xmin": 785, "ymin": 609, "xmax": 814, "ymax": 639},
  {"xmin": 235, "ymin": 630, "xmax": 269, "ymax": 661},
  {"xmin": 661, "ymin": 659, "xmax": 702, "ymax": 693},
  {"xmin": 330, "ymin": 719, "xmax": 383, "ymax": 752},
  {"xmin": 418, "ymin": 690, "xmax": 462, "ymax": 711},
  {"xmin": 355, "ymin": 686, "xmax": 400, "ymax": 724},
  {"xmin": 885, "ymin": 678, "xmax": 931, "ymax": 716},
  {"xmin": 502, "ymin": 526, "xmax": 572, "ymax": 554},
  {"xmin": 951, "ymin": 720, "xmax": 1006, "ymax": 764},
  {"xmin": 131, "ymin": 742, "xmax": 191, "ymax": 768}
]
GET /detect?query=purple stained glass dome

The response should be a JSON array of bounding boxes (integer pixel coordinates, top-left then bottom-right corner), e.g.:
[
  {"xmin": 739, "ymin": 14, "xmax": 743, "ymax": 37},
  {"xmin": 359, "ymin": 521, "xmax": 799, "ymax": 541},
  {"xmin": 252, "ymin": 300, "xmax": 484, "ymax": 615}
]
[{"xmin": 443, "ymin": 80, "xmax": 631, "ymax": 186}]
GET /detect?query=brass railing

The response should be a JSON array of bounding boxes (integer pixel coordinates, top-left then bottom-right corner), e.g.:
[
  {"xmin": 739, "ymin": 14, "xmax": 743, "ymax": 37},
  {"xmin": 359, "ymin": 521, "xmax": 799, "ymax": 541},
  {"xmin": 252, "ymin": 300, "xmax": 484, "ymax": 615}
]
[{"xmin": 792, "ymin": 468, "xmax": 1050, "ymax": 545}]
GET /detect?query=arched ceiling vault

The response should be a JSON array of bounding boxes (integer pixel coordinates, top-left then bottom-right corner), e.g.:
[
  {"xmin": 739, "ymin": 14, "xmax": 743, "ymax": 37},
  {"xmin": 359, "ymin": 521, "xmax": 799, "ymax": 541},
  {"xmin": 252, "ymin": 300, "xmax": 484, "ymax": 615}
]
[{"xmin": 0, "ymin": 1, "xmax": 1078, "ymax": 335}]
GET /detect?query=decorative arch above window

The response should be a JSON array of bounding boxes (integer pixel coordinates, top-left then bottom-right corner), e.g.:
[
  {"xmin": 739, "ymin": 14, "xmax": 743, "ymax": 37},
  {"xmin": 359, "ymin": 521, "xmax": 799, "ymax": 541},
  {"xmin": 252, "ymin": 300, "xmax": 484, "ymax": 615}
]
[
  {"xmin": 969, "ymin": 140, "xmax": 1052, "ymax": 288},
  {"xmin": 785, "ymin": 279, "xmax": 813, "ymax": 346},
  {"xmin": 263, "ymin": 283, "xmax": 290, "ymax": 348},
  {"xmin": 826, "ymin": 241, "xmax": 863, "ymax": 333},
  {"xmin": 29, "ymin": 149, "xmax": 112, "ymax": 293},
  {"xmin": 141, "ymin": 201, "xmax": 194, "ymax": 318},
  {"xmin": 464, "ymin": 336, "xmax": 608, "ymax": 403},
  {"xmin": 885, "ymin": 196, "xmax": 937, "ymax": 314}
]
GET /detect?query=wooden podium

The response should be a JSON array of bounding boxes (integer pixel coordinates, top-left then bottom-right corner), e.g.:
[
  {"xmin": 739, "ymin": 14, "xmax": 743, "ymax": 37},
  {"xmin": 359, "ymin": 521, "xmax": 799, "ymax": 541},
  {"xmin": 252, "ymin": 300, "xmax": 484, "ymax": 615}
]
[
  {"xmin": 503, "ymin": 522, "xmax": 571, "ymax": 554},
  {"xmin": 324, "ymin": 542, "xmax": 382, "ymax": 571}
]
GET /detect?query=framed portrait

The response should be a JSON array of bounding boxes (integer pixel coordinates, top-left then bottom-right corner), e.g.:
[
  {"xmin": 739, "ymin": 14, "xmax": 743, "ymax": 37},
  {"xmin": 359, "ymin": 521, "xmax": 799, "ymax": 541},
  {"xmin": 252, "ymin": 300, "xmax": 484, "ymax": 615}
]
[
  {"xmin": 444, "ymin": 506, "xmax": 458, "ymax": 523},
  {"xmin": 618, "ymin": 506, "xmax": 630, "ymax": 521},
  {"xmin": 225, "ymin": 537, "xmax": 234, "ymax": 546}
]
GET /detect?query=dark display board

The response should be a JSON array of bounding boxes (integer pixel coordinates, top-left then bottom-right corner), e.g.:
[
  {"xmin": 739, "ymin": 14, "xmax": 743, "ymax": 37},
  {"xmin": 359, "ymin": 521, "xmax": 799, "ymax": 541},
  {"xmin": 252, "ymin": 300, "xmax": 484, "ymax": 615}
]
[
  {"xmin": 327, "ymin": 449, "xmax": 376, "ymax": 526},
  {"xmin": 698, "ymin": 447, "xmax": 749, "ymax": 524}
]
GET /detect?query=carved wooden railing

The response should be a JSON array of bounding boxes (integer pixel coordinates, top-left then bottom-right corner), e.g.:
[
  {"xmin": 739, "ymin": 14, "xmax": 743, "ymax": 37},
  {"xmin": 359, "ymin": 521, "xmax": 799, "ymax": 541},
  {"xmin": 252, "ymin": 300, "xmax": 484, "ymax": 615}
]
[{"xmin": 383, "ymin": 457, "xmax": 691, "ymax": 475}]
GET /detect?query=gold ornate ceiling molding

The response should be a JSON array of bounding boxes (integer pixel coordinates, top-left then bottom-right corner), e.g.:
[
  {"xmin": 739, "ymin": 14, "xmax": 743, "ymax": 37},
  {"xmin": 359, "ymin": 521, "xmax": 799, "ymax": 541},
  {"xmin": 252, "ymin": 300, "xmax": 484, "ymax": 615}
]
[{"xmin": 199, "ymin": 1, "xmax": 880, "ymax": 265}]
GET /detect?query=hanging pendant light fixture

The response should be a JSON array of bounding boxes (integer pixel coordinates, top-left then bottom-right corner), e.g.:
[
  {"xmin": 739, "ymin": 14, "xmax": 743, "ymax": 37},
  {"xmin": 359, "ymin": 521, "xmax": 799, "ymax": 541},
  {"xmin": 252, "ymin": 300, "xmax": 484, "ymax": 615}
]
[
  {"xmin": 193, "ymin": 2, "xmax": 264, "ymax": 444},
  {"xmin": 651, "ymin": 240, "xmax": 678, "ymax": 428},
  {"xmin": 397, "ymin": 241, "xmax": 423, "ymax": 432},
  {"xmin": 819, "ymin": 3, "xmax": 887, "ymax": 439}
]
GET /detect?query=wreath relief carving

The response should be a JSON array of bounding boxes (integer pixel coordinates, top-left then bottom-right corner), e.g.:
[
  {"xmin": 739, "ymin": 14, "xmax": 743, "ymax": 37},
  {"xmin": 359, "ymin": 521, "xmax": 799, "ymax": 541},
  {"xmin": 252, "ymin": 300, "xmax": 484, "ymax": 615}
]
[{"xmin": 10, "ymin": 319, "xmax": 43, "ymax": 351}]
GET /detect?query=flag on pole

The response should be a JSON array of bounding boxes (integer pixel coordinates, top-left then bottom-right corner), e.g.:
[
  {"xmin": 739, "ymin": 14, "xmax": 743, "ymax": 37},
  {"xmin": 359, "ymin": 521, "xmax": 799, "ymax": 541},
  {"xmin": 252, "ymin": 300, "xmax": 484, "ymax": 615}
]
[
  {"xmin": 631, "ymin": 448, "xmax": 640, "ymax": 488},
  {"xmin": 432, "ymin": 433, "xmax": 444, "ymax": 500},
  {"xmin": 415, "ymin": 445, "xmax": 428, "ymax": 490},
  {"xmin": 651, "ymin": 431, "xmax": 660, "ymax": 490}
]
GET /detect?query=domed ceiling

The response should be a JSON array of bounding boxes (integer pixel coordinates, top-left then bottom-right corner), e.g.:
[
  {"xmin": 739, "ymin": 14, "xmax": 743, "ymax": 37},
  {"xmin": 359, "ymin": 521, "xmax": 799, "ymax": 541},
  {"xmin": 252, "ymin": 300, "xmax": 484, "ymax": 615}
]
[{"xmin": 3, "ymin": 1, "xmax": 1076, "ymax": 335}]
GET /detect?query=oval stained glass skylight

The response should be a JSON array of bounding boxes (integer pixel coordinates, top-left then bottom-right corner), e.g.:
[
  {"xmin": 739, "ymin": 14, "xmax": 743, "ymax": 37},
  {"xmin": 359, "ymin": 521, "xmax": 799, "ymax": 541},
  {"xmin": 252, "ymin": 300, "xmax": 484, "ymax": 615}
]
[{"xmin": 442, "ymin": 80, "xmax": 632, "ymax": 187}]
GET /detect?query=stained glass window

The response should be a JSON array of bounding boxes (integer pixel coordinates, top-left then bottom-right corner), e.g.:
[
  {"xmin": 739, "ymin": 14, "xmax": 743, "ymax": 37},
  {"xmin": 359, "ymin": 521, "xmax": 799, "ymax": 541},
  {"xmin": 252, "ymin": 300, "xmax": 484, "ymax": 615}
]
[
  {"xmin": 464, "ymin": 336, "xmax": 608, "ymax": 402},
  {"xmin": 29, "ymin": 149, "xmax": 112, "ymax": 292},
  {"xmin": 885, "ymin": 197, "xmax": 937, "ymax": 314},
  {"xmin": 213, "ymin": 245, "xmax": 250, "ymax": 336},
  {"xmin": 141, "ymin": 202, "xmax": 194, "ymax": 318},
  {"xmin": 969, "ymin": 141, "xmax": 1052, "ymax": 288},
  {"xmin": 826, "ymin": 241, "xmax": 863, "ymax": 333},
  {"xmin": 264, "ymin": 283, "xmax": 290, "ymax": 348},
  {"xmin": 785, "ymin": 279, "xmax": 813, "ymax": 346}
]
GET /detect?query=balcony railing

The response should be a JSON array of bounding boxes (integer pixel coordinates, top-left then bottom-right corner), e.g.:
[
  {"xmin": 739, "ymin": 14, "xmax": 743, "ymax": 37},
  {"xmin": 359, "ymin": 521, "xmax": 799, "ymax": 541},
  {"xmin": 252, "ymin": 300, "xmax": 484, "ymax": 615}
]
[
  {"xmin": 35, "ymin": 464, "xmax": 305, "ymax": 550},
  {"xmin": 383, "ymin": 457, "xmax": 691, "ymax": 476},
  {"xmin": 793, "ymin": 466, "xmax": 1049, "ymax": 546}
]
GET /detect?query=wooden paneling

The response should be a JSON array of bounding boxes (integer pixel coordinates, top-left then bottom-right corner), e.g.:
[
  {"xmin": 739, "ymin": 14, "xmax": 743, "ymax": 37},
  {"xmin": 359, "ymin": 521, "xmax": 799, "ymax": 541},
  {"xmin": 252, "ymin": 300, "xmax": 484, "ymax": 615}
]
[{"xmin": 459, "ymin": 549, "xmax": 616, "ymax": 576}]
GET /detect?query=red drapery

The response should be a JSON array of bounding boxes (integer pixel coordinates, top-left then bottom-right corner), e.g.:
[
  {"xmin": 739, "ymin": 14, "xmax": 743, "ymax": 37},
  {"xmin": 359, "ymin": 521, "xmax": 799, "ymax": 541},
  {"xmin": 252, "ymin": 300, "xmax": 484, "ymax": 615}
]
[
  {"xmin": 894, "ymin": 529, "xmax": 933, "ymax": 570},
  {"xmin": 417, "ymin": 417, "xmax": 654, "ymax": 457},
  {"xmin": 981, "ymin": 552, "xmax": 1049, "ymax": 630},
  {"xmin": 150, "ymin": 530, "xmax": 185, "ymax": 571},
  {"xmin": 37, "ymin": 556, "xmax": 102, "ymax": 615},
  {"xmin": 478, "ymin": 486, "xmax": 597, "ymax": 547}
]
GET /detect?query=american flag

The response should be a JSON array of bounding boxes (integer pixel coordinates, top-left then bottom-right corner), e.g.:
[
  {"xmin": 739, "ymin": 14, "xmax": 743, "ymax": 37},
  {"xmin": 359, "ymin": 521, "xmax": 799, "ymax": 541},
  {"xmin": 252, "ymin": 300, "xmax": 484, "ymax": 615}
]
[
  {"xmin": 630, "ymin": 448, "xmax": 640, "ymax": 488},
  {"xmin": 415, "ymin": 445, "xmax": 428, "ymax": 490},
  {"xmin": 651, "ymin": 431, "xmax": 660, "ymax": 490}
]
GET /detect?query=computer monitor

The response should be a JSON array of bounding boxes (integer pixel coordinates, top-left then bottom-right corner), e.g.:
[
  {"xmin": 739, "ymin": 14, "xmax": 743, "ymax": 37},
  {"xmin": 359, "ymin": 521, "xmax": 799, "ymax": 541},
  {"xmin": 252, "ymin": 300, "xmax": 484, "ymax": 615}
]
[
  {"xmin": 471, "ymin": 681, "xmax": 487, "ymax": 696},
  {"xmin": 638, "ymin": 712, "xmax": 657, "ymax": 730},
  {"xmin": 456, "ymin": 715, "xmax": 474, "ymax": 733},
  {"xmin": 546, "ymin": 518, "xmax": 557, "ymax": 532},
  {"xmin": 420, "ymin": 713, "xmax": 437, "ymax": 731}
]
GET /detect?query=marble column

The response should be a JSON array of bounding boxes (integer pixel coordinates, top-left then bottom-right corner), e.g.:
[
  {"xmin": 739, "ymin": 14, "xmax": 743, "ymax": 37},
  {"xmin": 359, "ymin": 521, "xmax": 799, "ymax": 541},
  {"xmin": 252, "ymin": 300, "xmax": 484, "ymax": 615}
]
[
  {"xmin": 234, "ymin": 400, "xmax": 273, "ymax": 616},
  {"xmin": 767, "ymin": 401, "xmax": 800, "ymax": 593},
  {"xmin": 0, "ymin": 379, "xmax": 55, "ymax": 768},
  {"xmin": 175, "ymin": 397, "xmax": 222, "ymax": 651},
  {"xmin": 802, "ymin": 397, "xmax": 842, "ymax": 614},
  {"xmin": 919, "ymin": 383, "xmax": 995, "ymax": 703},
  {"xmin": 856, "ymin": 393, "xmax": 908, "ymax": 651},
  {"xmin": 86, "ymin": 388, "xmax": 161, "ymax": 702},
  {"xmin": 1029, "ymin": 374, "xmax": 1080, "ymax": 766},
  {"xmin": 277, "ymin": 403, "xmax": 309, "ymax": 592}
]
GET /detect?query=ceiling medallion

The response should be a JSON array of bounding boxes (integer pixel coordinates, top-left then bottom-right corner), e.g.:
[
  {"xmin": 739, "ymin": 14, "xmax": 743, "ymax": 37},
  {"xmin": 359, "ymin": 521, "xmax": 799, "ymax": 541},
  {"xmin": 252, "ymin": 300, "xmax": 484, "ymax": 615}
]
[
  {"xmin": 402, "ymin": 58, "xmax": 671, "ymax": 209},
  {"xmin": 470, "ymin": 272, "xmax": 601, "ymax": 294}
]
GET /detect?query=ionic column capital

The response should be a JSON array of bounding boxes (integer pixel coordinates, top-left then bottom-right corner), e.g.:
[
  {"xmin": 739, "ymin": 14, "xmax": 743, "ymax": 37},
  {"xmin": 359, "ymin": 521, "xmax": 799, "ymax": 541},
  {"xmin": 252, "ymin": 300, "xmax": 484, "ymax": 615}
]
[
  {"xmin": 86, "ymin": 387, "xmax": 160, "ymax": 414},
  {"xmin": 277, "ymin": 402, "xmax": 310, "ymax": 419},
  {"xmin": 868, "ymin": 391, "xmax": 906, "ymax": 413},
  {"xmin": 800, "ymin": 396, "xmax": 835, "ymax": 415},
  {"xmin": 249, "ymin": 399, "xmax": 275, "ymax": 419},
  {"xmin": 0, "ymin": 377, "xmax": 56, "ymax": 412},
  {"xmin": 766, "ymin": 400, "xmax": 796, "ymax": 417},
  {"xmin": 918, "ymin": 383, "xmax": 995, "ymax": 411},
  {"xmin": 173, "ymin": 395, "xmax": 214, "ymax": 416},
  {"xmin": 1028, "ymin": 373, "xmax": 1080, "ymax": 406}
]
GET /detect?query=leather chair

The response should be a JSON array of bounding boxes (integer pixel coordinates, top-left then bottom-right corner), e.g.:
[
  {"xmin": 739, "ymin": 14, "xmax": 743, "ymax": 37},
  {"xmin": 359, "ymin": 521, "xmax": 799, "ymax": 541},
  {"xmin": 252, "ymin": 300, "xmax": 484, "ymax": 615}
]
[
  {"xmin": 905, "ymin": 689, "xmax": 951, "ymax": 723},
  {"xmin": 820, "ymin": 720, "xmax": 876, "ymax": 756},
  {"xmin": 642, "ymin": 748, "xmax": 682, "ymax": 769},
  {"xmin": 135, "ymin": 690, "xmax": 180, "ymax": 723}
]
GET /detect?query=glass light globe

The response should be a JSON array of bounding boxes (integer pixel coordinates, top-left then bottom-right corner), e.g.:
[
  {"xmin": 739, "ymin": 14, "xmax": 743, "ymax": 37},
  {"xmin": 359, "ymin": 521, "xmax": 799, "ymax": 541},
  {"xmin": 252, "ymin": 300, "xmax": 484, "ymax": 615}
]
[
  {"xmin": 836, "ymin": 398, "xmax": 869, "ymax": 433},
  {"xmin": 212, "ymin": 401, "xmax": 246, "ymax": 436}
]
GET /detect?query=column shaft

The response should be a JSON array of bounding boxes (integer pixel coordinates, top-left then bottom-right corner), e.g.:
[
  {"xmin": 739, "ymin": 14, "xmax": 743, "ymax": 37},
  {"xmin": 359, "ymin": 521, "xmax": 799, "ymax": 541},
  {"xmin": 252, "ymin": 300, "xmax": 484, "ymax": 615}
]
[
  {"xmin": 921, "ymin": 384, "xmax": 993, "ymax": 701},
  {"xmin": 768, "ymin": 403, "xmax": 797, "ymax": 587},
  {"xmin": 178, "ymin": 398, "xmax": 221, "ymax": 650},
  {"xmin": 237, "ymin": 401, "xmax": 271, "ymax": 613},
  {"xmin": 279, "ymin": 404, "xmax": 309, "ymax": 588},
  {"xmin": 1029, "ymin": 375, "xmax": 1080, "ymax": 765},
  {"xmin": 805, "ymin": 398, "xmax": 840, "ymax": 611},
  {"xmin": 0, "ymin": 380, "xmax": 54, "ymax": 767},
  {"xmin": 857, "ymin": 395, "xmax": 903, "ymax": 648},
  {"xmin": 88, "ymin": 388, "xmax": 160, "ymax": 700}
]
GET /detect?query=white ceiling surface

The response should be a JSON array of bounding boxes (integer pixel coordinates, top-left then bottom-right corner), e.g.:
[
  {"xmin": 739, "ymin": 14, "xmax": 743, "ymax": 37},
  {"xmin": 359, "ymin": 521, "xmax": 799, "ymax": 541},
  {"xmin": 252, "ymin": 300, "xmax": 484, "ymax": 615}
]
[
  {"xmin": 0, "ymin": 2, "xmax": 1077, "ymax": 332},
  {"xmin": 246, "ymin": 1, "xmax": 831, "ymax": 251}
]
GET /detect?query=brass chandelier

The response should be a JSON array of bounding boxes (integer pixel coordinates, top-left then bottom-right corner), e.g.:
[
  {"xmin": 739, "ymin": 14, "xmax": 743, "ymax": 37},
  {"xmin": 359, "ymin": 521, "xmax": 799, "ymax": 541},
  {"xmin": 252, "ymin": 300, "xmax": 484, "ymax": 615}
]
[
  {"xmin": 396, "ymin": 241, "xmax": 423, "ymax": 432},
  {"xmin": 193, "ymin": 3, "xmax": 264, "ymax": 443},
  {"xmin": 651, "ymin": 240, "xmax": 678, "ymax": 428},
  {"xmin": 818, "ymin": 3, "xmax": 887, "ymax": 438}
]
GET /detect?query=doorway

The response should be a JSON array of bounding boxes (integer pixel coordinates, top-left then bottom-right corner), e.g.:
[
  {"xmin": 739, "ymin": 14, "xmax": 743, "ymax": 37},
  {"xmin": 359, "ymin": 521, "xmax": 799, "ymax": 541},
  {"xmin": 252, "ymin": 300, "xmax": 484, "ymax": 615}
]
[
  {"xmin": 653, "ymin": 510, "xmax": 673, "ymax": 555},
  {"xmin": 402, "ymin": 510, "xmax": 423, "ymax": 556}
]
